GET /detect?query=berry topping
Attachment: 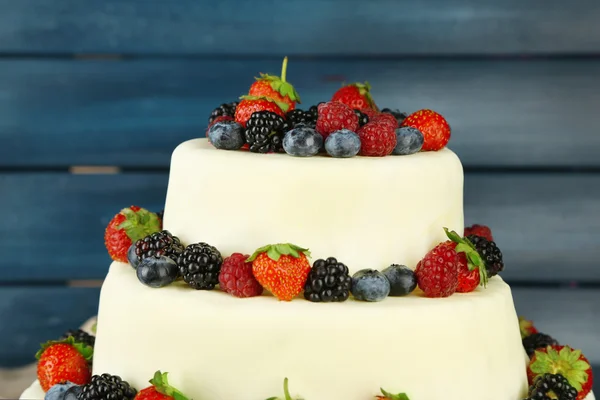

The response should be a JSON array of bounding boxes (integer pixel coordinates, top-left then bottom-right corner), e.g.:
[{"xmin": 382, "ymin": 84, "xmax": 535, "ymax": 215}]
[
  {"xmin": 414, "ymin": 242, "xmax": 458, "ymax": 298},
  {"xmin": 286, "ymin": 109, "xmax": 317, "ymax": 128},
  {"xmin": 466, "ymin": 235, "xmax": 504, "ymax": 278},
  {"xmin": 137, "ymin": 256, "xmax": 179, "ymax": 288},
  {"xmin": 400, "ymin": 109, "xmax": 451, "ymax": 151},
  {"xmin": 178, "ymin": 243, "xmax": 223, "ymax": 290},
  {"xmin": 64, "ymin": 385, "xmax": 83, "ymax": 400},
  {"xmin": 218, "ymin": 253, "xmax": 263, "ymax": 298},
  {"xmin": 315, "ymin": 101, "xmax": 359, "ymax": 139},
  {"xmin": 381, "ymin": 264, "xmax": 417, "ymax": 297},
  {"xmin": 520, "ymin": 316, "xmax": 540, "ymax": 339},
  {"xmin": 45, "ymin": 382, "xmax": 79, "ymax": 400},
  {"xmin": 331, "ymin": 82, "xmax": 377, "ymax": 110},
  {"xmin": 445, "ymin": 228, "xmax": 488, "ymax": 290},
  {"xmin": 208, "ymin": 102, "xmax": 238, "ymax": 125},
  {"xmin": 78, "ymin": 374, "xmax": 137, "ymax": 400},
  {"xmin": 267, "ymin": 378, "xmax": 302, "ymax": 400},
  {"xmin": 381, "ymin": 108, "xmax": 408, "ymax": 125},
  {"xmin": 127, "ymin": 244, "xmax": 140, "ymax": 269},
  {"xmin": 248, "ymin": 57, "xmax": 300, "ymax": 112},
  {"xmin": 134, "ymin": 230, "xmax": 184, "ymax": 263},
  {"xmin": 324, "ymin": 129, "xmax": 361, "ymax": 158},
  {"xmin": 377, "ymin": 388, "xmax": 410, "ymax": 400},
  {"xmin": 359, "ymin": 107, "xmax": 378, "ymax": 120},
  {"xmin": 528, "ymin": 345, "xmax": 593, "ymax": 400},
  {"xmin": 244, "ymin": 110, "xmax": 289, "ymax": 153},
  {"xmin": 372, "ymin": 112, "xmax": 399, "ymax": 130},
  {"xmin": 354, "ymin": 109, "xmax": 369, "ymax": 126},
  {"xmin": 357, "ymin": 120, "xmax": 397, "ymax": 157},
  {"xmin": 392, "ymin": 127, "xmax": 424, "ymax": 156},
  {"xmin": 60, "ymin": 329, "xmax": 95, "ymax": 348},
  {"xmin": 464, "ymin": 224, "xmax": 494, "ymax": 242},
  {"xmin": 351, "ymin": 269, "xmax": 390, "ymax": 302},
  {"xmin": 207, "ymin": 120, "xmax": 245, "ymax": 150},
  {"xmin": 523, "ymin": 333, "xmax": 559, "ymax": 357},
  {"xmin": 283, "ymin": 126, "xmax": 323, "ymax": 157},
  {"xmin": 526, "ymin": 373, "xmax": 578, "ymax": 400},
  {"xmin": 36, "ymin": 337, "xmax": 93, "ymax": 391},
  {"xmin": 303, "ymin": 257, "xmax": 352, "ymax": 302},
  {"xmin": 135, "ymin": 371, "xmax": 190, "ymax": 400},
  {"xmin": 104, "ymin": 206, "xmax": 161, "ymax": 263},
  {"xmin": 248, "ymin": 243, "xmax": 312, "ymax": 301},
  {"xmin": 234, "ymin": 96, "xmax": 286, "ymax": 127}
]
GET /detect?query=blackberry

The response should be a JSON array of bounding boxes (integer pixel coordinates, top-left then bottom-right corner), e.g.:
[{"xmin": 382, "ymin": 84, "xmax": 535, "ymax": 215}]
[
  {"xmin": 286, "ymin": 109, "xmax": 317, "ymax": 128},
  {"xmin": 208, "ymin": 102, "xmax": 238, "ymax": 124},
  {"xmin": 526, "ymin": 374, "xmax": 577, "ymax": 400},
  {"xmin": 78, "ymin": 374, "xmax": 137, "ymax": 400},
  {"xmin": 523, "ymin": 333, "xmax": 559, "ymax": 357},
  {"xmin": 304, "ymin": 257, "xmax": 352, "ymax": 302},
  {"xmin": 381, "ymin": 108, "xmax": 408, "ymax": 125},
  {"xmin": 354, "ymin": 109, "xmax": 369, "ymax": 127},
  {"xmin": 178, "ymin": 243, "xmax": 223, "ymax": 290},
  {"xmin": 60, "ymin": 329, "xmax": 95, "ymax": 347},
  {"xmin": 307, "ymin": 103, "xmax": 324, "ymax": 120},
  {"xmin": 134, "ymin": 230, "xmax": 184, "ymax": 263},
  {"xmin": 244, "ymin": 111, "xmax": 288, "ymax": 153},
  {"xmin": 466, "ymin": 235, "xmax": 504, "ymax": 277}
]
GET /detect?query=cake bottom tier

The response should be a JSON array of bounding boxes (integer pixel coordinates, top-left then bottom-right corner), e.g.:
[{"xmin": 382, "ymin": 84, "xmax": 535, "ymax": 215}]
[{"xmin": 93, "ymin": 263, "xmax": 529, "ymax": 400}]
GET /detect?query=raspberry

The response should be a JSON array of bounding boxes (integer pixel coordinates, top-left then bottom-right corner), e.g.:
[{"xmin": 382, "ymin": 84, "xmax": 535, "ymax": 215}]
[
  {"xmin": 464, "ymin": 224, "xmax": 494, "ymax": 242},
  {"xmin": 372, "ymin": 113, "xmax": 399, "ymax": 130},
  {"xmin": 357, "ymin": 121, "xmax": 397, "ymax": 157},
  {"xmin": 359, "ymin": 108, "xmax": 378, "ymax": 120},
  {"xmin": 218, "ymin": 253, "xmax": 263, "ymax": 298},
  {"xmin": 315, "ymin": 102, "xmax": 359, "ymax": 138},
  {"xmin": 415, "ymin": 242, "xmax": 459, "ymax": 297}
]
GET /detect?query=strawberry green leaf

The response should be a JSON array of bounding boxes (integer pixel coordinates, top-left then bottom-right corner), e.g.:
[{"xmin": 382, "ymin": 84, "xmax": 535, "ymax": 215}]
[
  {"xmin": 530, "ymin": 346, "xmax": 591, "ymax": 392},
  {"xmin": 265, "ymin": 378, "xmax": 303, "ymax": 400},
  {"xmin": 238, "ymin": 95, "xmax": 290, "ymax": 112},
  {"xmin": 247, "ymin": 244, "xmax": 310, "ymax": 262},
  {"xmin": 117, "ymin": 208, "xmax": 161, "ymax": 242},
  {"xmin": 380, "ymin": 388, "xmax": 410, "ymax": 400},
  {"xmin": 150, "ymin": 371, "xmax": 190, "ymax": 400},
  {"xmin": 253, "ymin": 57, "xmax": 301, "ymax": 104},
  {"xmin": 267, "ymin": 247, "xmax": 281, "ymax": 261},
  {"xmin": 91, "ymin": 322, "xmax": 97, "ymax": 334},
  {"xmin": 444, "ymin": 227, "xmax": 489, "ymax": 287},
  {"xmin": 349, "ymin": 81, "xmax": 376, "ymax": 110},
  {"xmin": 35, "ymin": 336, "xmax": 93, "ymax": 361}
]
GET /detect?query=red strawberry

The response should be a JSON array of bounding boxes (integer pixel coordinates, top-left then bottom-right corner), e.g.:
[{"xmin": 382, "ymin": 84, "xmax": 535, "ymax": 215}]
[
  {"xmin": 219, "ymin": 253, "xmax": 263, "ymax": 298},
  {"xmin": 372, "ymin": 112, "xmax": 399, "ymax": 130},
  {"xmin": 234, "ymin": 96, "xmax": 286, "ymax": 127},
  {"xmin": 464, "ymin": 224, "xmax": 494, "ymax": 242},
  {"xmin": 135, "ymin": 371, "xmax": 189, "ymax": 400},
  {"xmin": 415, "ymin": 242, "xmax": 458, "ymax": 298},
  {"xmin": 248, "ymin": 57, "xmax": 300, "ymax": 112},
  {"xmin": 315, "ymin": 101, "xmax": 359, "ymax": 138},
  {"xmin": 36, "ymin": 337, "xmax": 93, "ymax": 391},
  {"xmin": 248, "ymin": 243, "xmax": 311, "ymax": 301},
  {"xmin": 376, "ymin": 388, "xmax": 410, "ymax": 400},
  {"xmin": 104, "ymin": 206, "xmax": 161, "ymax": 262},
  {"xmin": 519, "ymin": 317, "xmax": 539, "ymax": 339},
  {"xmin": 331, "ymin": 82, "xmax": 377, "ymax": 110},
  {"xmin": 444, "ymin": 229, "xmax": 488, "ymax": 293},
  {"xmin": 357, "ymin": 120, "xmax": 397, "ymax": 157},
  {"xmin": 528, "ymin": 345, "xmax": 593, "ymax": 400},
  {"xmin": 401, "ymin": 109, "xmax": 451, "ymax": 151}
]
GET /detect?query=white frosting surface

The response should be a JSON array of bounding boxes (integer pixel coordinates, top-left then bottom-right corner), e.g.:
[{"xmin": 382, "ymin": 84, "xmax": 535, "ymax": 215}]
[
  {"xmin": 91, "ymin": 262, "xmax": 530, "ymax": 400},
  {"xmin": 163, "ymin": 139, "xmax": 464, "ymax": 273}
]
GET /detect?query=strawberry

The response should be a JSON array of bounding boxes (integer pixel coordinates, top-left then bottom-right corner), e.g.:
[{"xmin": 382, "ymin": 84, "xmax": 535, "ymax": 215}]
[
  {"xmin": 135, "ymin": 371, "xmax": 189, "ymax": 400},
  {"xmin": 234, "ymin": 96, "xmax": 287, "ymax": 127},
  {"xmin": 104, "ymin": 206, "xmax": 161, "ymax": 262},
  {"xmin": 266, "ymin": 378, "xmax": 302, "ymax": 400},
  {"xmin": 376, "ymin": 388, "xmax": 410, "ymax": 400},
  {"xmin": 444, "ymin": 228, "xmax": 488, "ymax": 293},
  {"xmin": 248, "ymin": 57, "xmax": 300, "ymax": 112},
  {"xmin": 36, "ymin": 337, "xmax": 93, "ymax": 391},
  {"xmin": 400, "ymin": 109, "xmax": 451, "ymax": 151},
  {"xmin": 528, "ymin": 345, "xmax": 593, "ymax": 400},
  {"xmin": 519, "ymin": 316, "xmax": 539, "ymax": 339},
  {"xmin": 248, "ymin": 243, "xmax": 311, "ymax": 301},
  {"xmin": 464, "ymin": 224, "xmax": 494, "ymax": 242},
  {"xmin": 357, "ymin": 120, "xmax": 397, "ymax": 157},
  {"xmin": 315, "ymin": 101, "xmax": 359, "ymax": 138},
  {"xmin": 331, "ymin": 82, "xmax": 377, "ymax": 110}
]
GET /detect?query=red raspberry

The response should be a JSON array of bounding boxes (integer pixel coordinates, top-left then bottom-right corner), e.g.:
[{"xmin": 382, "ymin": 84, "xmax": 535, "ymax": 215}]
[
  {"xmin": 447, "ymin": 241, "xmax": 480, "ymax": 293},
  {"xmin": 218, "ymin": 253, "xmax": 263, "ymax": 298},
  {"xmin": 415, "ymin": 242, "xmax": 459, "ymax": 298},
  {"xmin": 372, "ymin": 113, "xmax": 399, "ymax": 130},
  {"xmin": 359, "ymin": 108, "xmax": 378, "ymax": 120},
  {"xmin": 357, "ymin": 121, "xmax": 397, "ymax": 157},
  {"xmin": 464, "ymin": 224, "xmax": 494, "ymax": 242},
  {"xmin": 315, "ymin": 102, "xmax": 359, "ymax": 138}
]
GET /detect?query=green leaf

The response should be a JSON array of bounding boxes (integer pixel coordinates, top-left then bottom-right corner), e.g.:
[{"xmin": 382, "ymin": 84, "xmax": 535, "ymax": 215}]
[
  {"xmin": 116, "ymin": 207, "xmax": 161, "ymax": 242},
  {"xmin": 572, "ymin": 359, "xmax": 591, "ymax": 370},
  {"xmin": 247, "ymin": 244, "xmax": 310, "ymax": 262},
  {"xmin": 35, "ymin": 336, "xmax": 94, "ymax": 361},
  {"xmin": 267, "ymin": 247, "xmax": 281, "ymax": 261},
  {"xmin": 91, "ymin": 322, "xmax": 97, "ymax": 334},
  {"xmin": 443, "ymin": 227, "xmax": 488, "ymax": 287},
  {"xmin": 150, "ymin": 371, "xmax": 190, "ymax": 400},
  {"xmin": 380, "ymin": 388, "xmax": 410, "ymax": 400},
  {"xmin": 266, "ymin": 378, "xmax": 303, "ymax": 400}
]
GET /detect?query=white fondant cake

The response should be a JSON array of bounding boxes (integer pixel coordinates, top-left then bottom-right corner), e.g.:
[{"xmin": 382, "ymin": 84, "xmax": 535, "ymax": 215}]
[
  {"xmin": 163, "ymin": 139, "xmax": 464, "ymax": 274},
  {"xmin": 91, "ymin": 262, "xmax": 528, "ymax": 400}
]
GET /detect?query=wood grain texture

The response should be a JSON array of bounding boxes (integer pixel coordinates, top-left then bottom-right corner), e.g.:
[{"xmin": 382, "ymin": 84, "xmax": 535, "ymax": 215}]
[
  {"xmin": 2, "ymin": 58, "xmax": 600, "ymax": 168},
  {"xmin": 1, "ymin": 172, "xmax": 599, "ymax": 282},
  {"xmin": 1, "ymin": 0, "xmax": 600, "ymax": 55},
  {"xmin": 0, "ymin": 286, "xmax": 598, "ymax": 368}
]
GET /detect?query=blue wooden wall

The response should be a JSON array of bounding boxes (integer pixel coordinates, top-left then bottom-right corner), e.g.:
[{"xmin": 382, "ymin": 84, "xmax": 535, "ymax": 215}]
[{"xmin": 1, "ymin": 0, "xmax": 600, "ymax": 368}]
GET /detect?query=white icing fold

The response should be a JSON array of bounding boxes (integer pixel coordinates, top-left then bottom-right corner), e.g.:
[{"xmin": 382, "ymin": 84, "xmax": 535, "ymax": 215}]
[
  {"xmin": 163, "ymin": 139, "xmax": 464, "ymax": 274},
  {"xmin": 92, "ymin": 262, "xmax": 530, "ymax": 400}
]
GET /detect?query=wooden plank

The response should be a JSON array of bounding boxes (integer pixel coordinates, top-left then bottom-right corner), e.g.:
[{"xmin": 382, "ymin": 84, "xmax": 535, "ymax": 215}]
[
  {"xmin": 0, "ymin": 286, "xmax": 597, "ymax": 369},
  {"xmin": 2, "ymin": 58, "xmax": 600, "ymax": 168},
  {"xmin": 1, "ymin": 172, "xmax": 599, "ymax": 282},
  {"xmin": 0, "ymin": 0, "xmax": 600, "ymax": 55}
]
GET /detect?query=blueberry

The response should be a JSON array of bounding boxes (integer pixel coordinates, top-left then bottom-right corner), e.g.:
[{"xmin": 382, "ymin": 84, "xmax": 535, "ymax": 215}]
[
  {"xmin": 136, "ymin": 255, "xmax": 179, "ymax": 288},
  {"xmin": 324, "ymin": 129, "xmax": 361, "ymax": 158},
  {"xmin": 208, "ymin": 120, "xmax": 245, "ymax": 150},
  {"xmin": 381, "ymin": 264, "xmax": 417, "ymax": 296},
  {"xmin": 283, "ymin": 126, "xmax": 323, "ymax": 157},
  {"xmin": 63, "ymin": 385, "xmax": 83, "ymax": 400},
  {"xmin": 45, "ymin": 382, "xmax": 77, "ymax": 400},
  {"xmin": 351, "ymin": 269, "xmax": 390, "ymax": 302},
  {"xmin": 127, "ymin": 243, "xmax": 140, "ymax": 269},
  {"xmin": 392, "ymin": 126, "xmax": 424, "ymax": 155}
]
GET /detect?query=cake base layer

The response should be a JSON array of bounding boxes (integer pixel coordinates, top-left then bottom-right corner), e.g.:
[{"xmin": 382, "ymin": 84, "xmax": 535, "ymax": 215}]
[
  {"xmin": 92, "ymin": 263, "xmax": 529, "ymax": 400},
  {"xmin": 163, "ymin": 139, "xmax": 464, "ymax": 274}
]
